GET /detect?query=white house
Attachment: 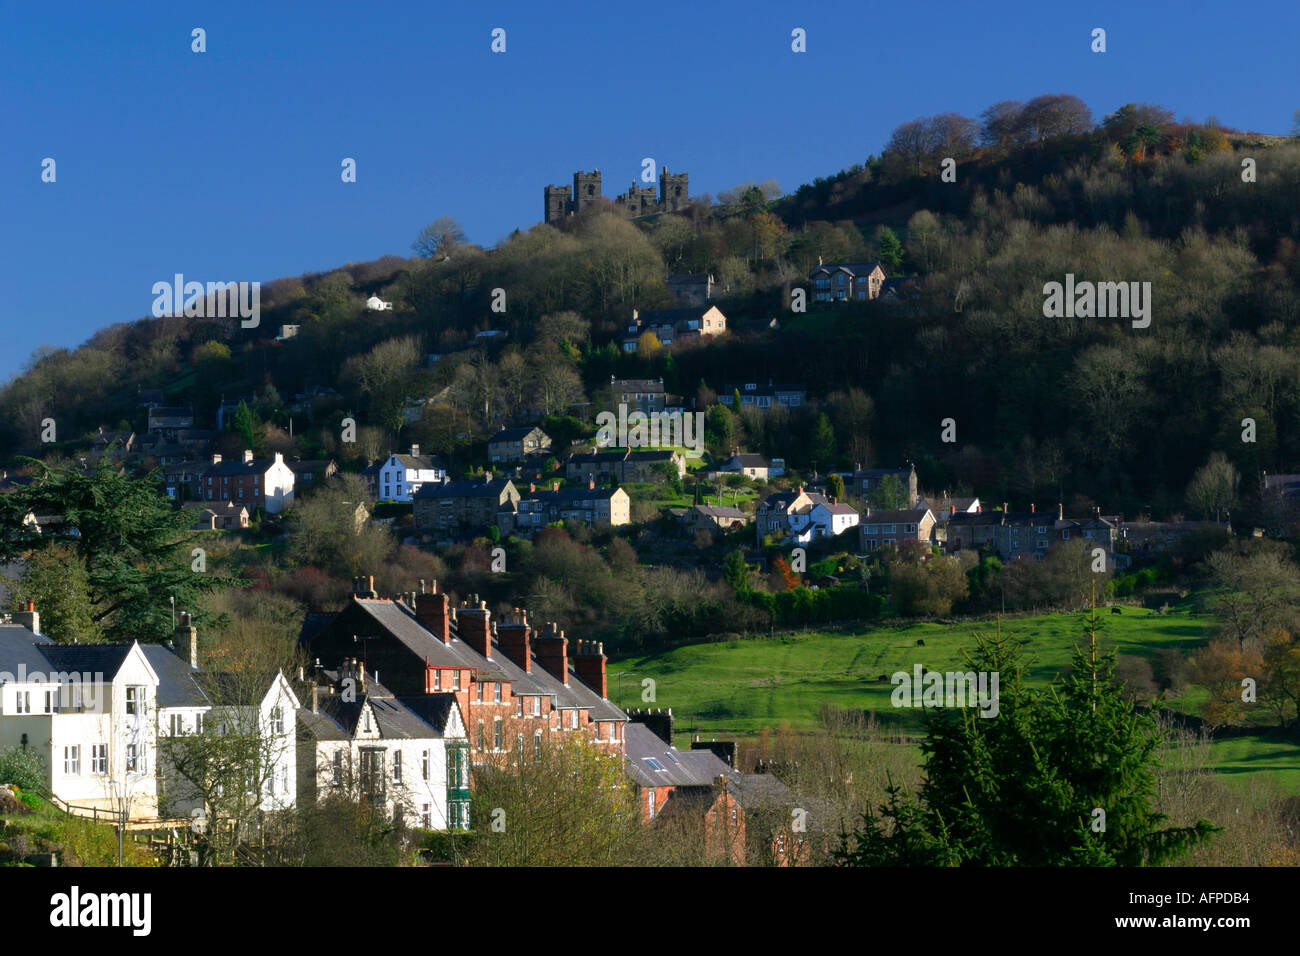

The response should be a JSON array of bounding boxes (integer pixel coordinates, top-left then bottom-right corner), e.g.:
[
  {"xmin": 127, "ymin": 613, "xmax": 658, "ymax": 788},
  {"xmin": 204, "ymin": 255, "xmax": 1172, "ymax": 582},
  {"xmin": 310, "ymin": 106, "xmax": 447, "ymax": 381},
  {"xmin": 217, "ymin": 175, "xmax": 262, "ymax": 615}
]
[
  {"xmin": 800, "ymin": 501, "xmax": 861, "ymax": 543},
  {"xmin": 0, "ymin": 610, "xmax": 162, "ymax": 820},
  {"xmin": 366, "ymin": 295, "xmax": 393, "ymax": 311},
  {"xmin": 378, "ymin": 445, "xmax": 445, "ymax": 502},
  {"xmin": 295, "ymin": 663, "xmax": 470, "ymax": 830}
]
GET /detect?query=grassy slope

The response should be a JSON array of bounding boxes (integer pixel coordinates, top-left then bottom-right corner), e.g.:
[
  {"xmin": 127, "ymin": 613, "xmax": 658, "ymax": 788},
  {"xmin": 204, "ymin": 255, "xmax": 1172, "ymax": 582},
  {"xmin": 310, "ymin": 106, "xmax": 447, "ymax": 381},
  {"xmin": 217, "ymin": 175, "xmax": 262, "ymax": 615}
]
[{"xmin": 614, "ymin": 607, "xmax": 1300, "ymax": 790}]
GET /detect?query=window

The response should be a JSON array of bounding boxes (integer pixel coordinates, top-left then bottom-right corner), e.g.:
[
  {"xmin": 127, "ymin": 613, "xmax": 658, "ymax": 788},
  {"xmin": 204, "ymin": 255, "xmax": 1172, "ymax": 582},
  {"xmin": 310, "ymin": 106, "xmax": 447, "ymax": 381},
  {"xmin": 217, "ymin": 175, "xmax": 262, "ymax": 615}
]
[
  {"xmin": 126, "ymin": 744, "xmax": 140, "ymax": 773},
  {"xmin": 533, "ymin": 732, "xmax": 542, "ymax": 758},
  {"xmin": 645, "ymin": 757, "xmax": 666, "ymax": 771},
  {"xmin": 648, "ymin": 790, "xmax": 656, "ymax": 819},
  {"xmin": 421, "ymin": 750, "xmax": 430, "ymax": 781},
  {"xmin": 493, "ymin": 718, "xmax": 502, "ymax": 751},
  {"xmin": 64, "ymin": 745, "xmax": 80, "ymax": 775},
  {"xmin": 363, "ymin": 709, "xmax": 372, "ymax": 733},
  {"xmin": 1037, "ymin": 525, "xmax": 1047, "ymax": 534},
  {"xmin": 516, "ymin": 735, "xmax": 524, "ymax": 760},
  {"xmin": 906, "ymin": 524, "xmax": 917, "ymax": 533},
  {"xmin": 422, "ymin": 804, "xmax": 432, "ymax": 828},
  {"xmin": 125, "ymin": 685, "xmax": 146, "ymax": 716},
  {"xmin": 332, "ymin": 751, "xmax": 343, "ymax": 786},
  {"xmin": 883, "ymin": 524, "xmax": 897, "ymax": 534},
  {"xmin": 777, "ymin": 833, "xmax": 786, "ymax": 854},
  {"xmin": 453, "ymin": 670, "xmax": 461, "ymax": 691},
  {"xmin": 359, "ymin": 749, "xmax": 385, "ymax": 796},
  {"xmin": 195, "ymin": 713, "xmax": 204, "ymax": 735},
  {"xmin": 731, "ymin": 806, "xmax": 738, "ymax": 824},
  {"xmin": 280, "ymin": 765, "xmax": 289, "ymax": 794},
  {"xmin": 569, "ymin": 710, "xmax": 578, "ymax": 730},
  {"xmin": 394, "ymin": 751, "xmax": 403, "ymax": 784},
  {"xmin": 516, "ymin": 696, "xmax": 523, "ymax": 717},
  {"xmin": 15, "ymin": 691, "xmax": 31, "ymax": 713},
  {"xmin": 493, "ymin": 683, "xmax": 502, "ymax": 703},
  {"xmin": 531, "ymin": 696, "xmax": 541, "ymax": 717},
  {"xmin": 270, "ymin": 706, "xmax": 283, "ymax": 734},
  {"xmin": 864, "ymin": 525, "xmax": 878, "ymax": 535},
  {"xmin": 476, "ymin": 681, "xmax": 483, "ymax": 702},
  {"xmin": 171, "ymin": 714, "xmax": 184, "ymax": 735},
  {"xmin": 477, "ymin": 721, "xmax": 485, "ymax": 752},
  {"xmin": 91, "ymin": 744, "xmax": 107, "ymax": 774}
]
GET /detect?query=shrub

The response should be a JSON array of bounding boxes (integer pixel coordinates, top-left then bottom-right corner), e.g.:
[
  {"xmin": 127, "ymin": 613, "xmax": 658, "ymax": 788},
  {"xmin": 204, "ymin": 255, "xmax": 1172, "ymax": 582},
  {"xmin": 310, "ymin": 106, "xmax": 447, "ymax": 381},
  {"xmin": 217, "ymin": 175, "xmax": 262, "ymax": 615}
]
[{"xmin": 0, "ymin": 747, "xmax": 45, "ymax": 792}]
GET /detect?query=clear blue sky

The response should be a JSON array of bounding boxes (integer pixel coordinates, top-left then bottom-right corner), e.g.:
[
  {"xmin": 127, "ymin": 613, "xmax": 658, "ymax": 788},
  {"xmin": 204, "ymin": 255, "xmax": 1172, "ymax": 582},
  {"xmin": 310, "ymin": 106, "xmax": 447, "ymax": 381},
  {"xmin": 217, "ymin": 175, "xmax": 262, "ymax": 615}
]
[{"xmin": 3, "ymin": 0, "xmax": 1297, "ymax": 380}]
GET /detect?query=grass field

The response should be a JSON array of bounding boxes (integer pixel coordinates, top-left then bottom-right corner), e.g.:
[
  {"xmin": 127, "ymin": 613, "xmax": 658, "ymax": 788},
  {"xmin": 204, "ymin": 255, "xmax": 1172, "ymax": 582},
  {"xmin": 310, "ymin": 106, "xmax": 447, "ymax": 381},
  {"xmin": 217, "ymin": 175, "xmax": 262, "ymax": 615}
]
[{"xmin": 613, "ymin": 607, "xmax": 1300, "ymax": 792}]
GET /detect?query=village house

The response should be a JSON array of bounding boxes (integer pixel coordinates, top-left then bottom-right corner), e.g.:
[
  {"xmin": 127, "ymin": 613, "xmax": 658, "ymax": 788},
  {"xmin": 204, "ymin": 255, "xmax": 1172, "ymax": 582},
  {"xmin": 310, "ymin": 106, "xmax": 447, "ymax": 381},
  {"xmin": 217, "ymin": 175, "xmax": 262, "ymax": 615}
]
[
  {"xmin": 943, "ymin": 504, "xmax": 1120, "ymax": 563},
  {"xmin": 666, "ymin": 273, "xmax": 721, "ymax": 306},
  {"xmin": 303, "ymin": 584, "xmax": 628, "ymax": 773},
  {"xmin": 293, "ymin": 662, "xmax": 470, "ymax": 830},
  {"xmin": 621, "ymin": 306, "xmax": 727, "ymax": 352},
  {"xmin": 710, "ymin": 449, "xmax": 778, "ymax": 481},
  {"xmin": 377, "ymin": 445, "xmax": 446, "ymax": 502},
  {"xmin": 412, "ymin": 476, "xmax": 520, "ymax": 535},
  {"xmin": 286, "ymin": 458, "xmax": 338, "ymax": 491},
  {"xmin": 718, "ymin": 380, "xmax": 807, "ymax": 413},
  {"xmin": 197, "ymin": 451, "xmax": 296, "ymax": 514},
  {"xmin": 607, "ymin": 377, "xmax": 668, "ymax": 414},
  {"xmin": 1117, "ymin": 519, "xmax": 1230, "ymax": 555},
  {"xmin": 499, "ymin": 481, "xmax": 631, "ymax": 537},
  {"xmin": 859, "ymin": 507, "xmax": 937, "ymax": 552},
  {"xmin": 488, "ymin": 425, "xmax": 552, "ymax": 463},
  {"xmin": 852, "ymin": 464, "xmax": 920, "ymax": 506},
  {"xmin": 808, "ymin": 260, "xmax": 886, "ymax": 302},
  {"xmin": 677, "ymin": 503, "xmax": 750, "ymax": 535},
  {"xmin": 193, "ymin": 500, "xmax": 250, "ymax": 531},
  {"xmin": 922, "ymin": 493, "xmax": 982, "ymax": 519},
  {"xmin": 756, "ymin": 487, "xmax": 858, "ymax": 544},
  {"xmin": 146, "ymin": 406, "xmax": 195, "ymax": 439},
  {"xmin": 565, "ymin": 449, "xmax": 686, "ymax": 484}
]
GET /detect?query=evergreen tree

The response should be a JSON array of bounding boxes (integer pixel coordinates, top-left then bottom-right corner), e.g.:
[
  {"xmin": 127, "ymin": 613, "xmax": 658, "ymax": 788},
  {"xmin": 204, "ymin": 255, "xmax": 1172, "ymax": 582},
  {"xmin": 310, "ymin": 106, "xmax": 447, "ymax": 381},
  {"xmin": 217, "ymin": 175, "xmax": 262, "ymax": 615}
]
[
  {"xmin": 230, "ymin": 400, "xmax": 259, "ymax": 453},
  {"xmin": 836, "ymin": 606, "xmax": 1218, "ymax": 866},
  {"xmin": 0, "ymin": 459, "xmax": 244, "ymax": 642},
  {"xmin": 810, "ymin": 412, "xmax": 836, "ymax": 470}
]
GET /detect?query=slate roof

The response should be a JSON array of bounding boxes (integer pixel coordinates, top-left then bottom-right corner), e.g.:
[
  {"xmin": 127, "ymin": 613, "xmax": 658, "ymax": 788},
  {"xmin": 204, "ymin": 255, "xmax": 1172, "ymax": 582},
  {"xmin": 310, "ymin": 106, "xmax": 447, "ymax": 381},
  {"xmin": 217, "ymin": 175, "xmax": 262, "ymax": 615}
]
[
  {"xmin": 490, "ymin": 427, "xmax": 544, "ymax": 443},
  {"xmin": 202, "ymin": 458, "xmax": 279, "ymax": 477},
  {"xmin": 412, "ymin": 478, "xmax": 513, "ymax": 500},
  {"xmin": 139, "ymin": 645, "xmax": 209, "ymax": 708},
  {"xmin": 724, "ymin": 454, "xmax": 769, "ymax": 469},
  {"xmin": 398, "ymin": 693, "xmax": 462, "ymax": 735},
  {"xmin": 861, "ymin": 508, "xmax": 931, "ymax": 524},
  {"xmin": 638, "ymin": 306, "xmax": 719, "ymax": 324},
  {"xmin": 691, "ymin": 505, "xmax": 747, "ymax": 520},
  {"xmin": 388, "ymin": 454, "xmax": 443, "ymax": 471},
  {"xmin": 0, "ymin": 623, "xmax": 55, "ymax": 674},
  {"xmin": 37, "ymin": 643, "xmax": 136, "ymax": 678},
  {"xmin": 308, "ymin": 671, "xmax": 446, "ymax": 740},
  {"xmin": 808, "ymin": 261, "xmax": 883, "ymax": 277},
  {"xmin": 625, "ymin": 723, "xmax": 732, "ymax": 788}
]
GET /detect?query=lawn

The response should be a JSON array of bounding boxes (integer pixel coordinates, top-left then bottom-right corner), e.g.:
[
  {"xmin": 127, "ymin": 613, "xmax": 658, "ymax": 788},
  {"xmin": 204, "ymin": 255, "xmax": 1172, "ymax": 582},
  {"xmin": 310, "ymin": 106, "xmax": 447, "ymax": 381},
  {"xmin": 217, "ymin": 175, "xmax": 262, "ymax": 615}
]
[{"xmin": 614, "ymin": 606, "xmax": 1208, "ymax": 739}]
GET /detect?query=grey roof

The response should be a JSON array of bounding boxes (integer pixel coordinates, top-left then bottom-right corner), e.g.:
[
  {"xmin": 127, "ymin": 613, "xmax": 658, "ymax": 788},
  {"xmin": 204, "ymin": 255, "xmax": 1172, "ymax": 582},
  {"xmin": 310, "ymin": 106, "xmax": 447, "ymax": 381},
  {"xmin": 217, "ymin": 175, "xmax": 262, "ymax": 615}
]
[
  {"xmin": 691, "ymin": 504, "xmax": 747, "ymax": 520},
  {"xmin": 638, "ymin": 306, "xmax": 719, "ymax": 324},
  {"xmin": 388, "ymin": 453, "xmax": 442, "ymax": 471},
  {"xmin": 862, "ymin": 508, "xmax": 931, "ymax": 523},
  {"xmin": 725, "ymin": 453, "xmax": 769, "ymax": 468},
  {"xmin": 202, "ymin": 457, "xmax": 279, "ymax": 477},
  {"xmin": 808, "ymin": 261, "xmax": 883, "ymax": 277},
  {"xmin": 727, "ymin": 772, "xmax": 794, "ymax": 811},
  {"xmin": 398, "ymin": 694, "xmax": 462, "ymax": 735},
  {"xmin": 139, "ymin": 645, "xmax": 209, "ymax": 708},
  {"xmin": 412, "ymin": 478, "xmax": 513, "ymax": 500},
  {"xmin": 308, "ymin": 671, "xmax": 447, "ymax": 740},
  {"xmin": 490, "ymin": 426, "xmax": 545, "ymax": 443},
  {"xmin": 351, "ymin": 599, "xmax": 492, "ymax": 674},
  {"xmin": 0, "ymin": 623, "xmax": 55, "ymax": 674},
  {"xmin": 36, "ymin": 643, "xmax": 135, "ymax": 678},
  {"xmin": 625, "ymin": 723, "xmax": 731, "ymax": 788}
]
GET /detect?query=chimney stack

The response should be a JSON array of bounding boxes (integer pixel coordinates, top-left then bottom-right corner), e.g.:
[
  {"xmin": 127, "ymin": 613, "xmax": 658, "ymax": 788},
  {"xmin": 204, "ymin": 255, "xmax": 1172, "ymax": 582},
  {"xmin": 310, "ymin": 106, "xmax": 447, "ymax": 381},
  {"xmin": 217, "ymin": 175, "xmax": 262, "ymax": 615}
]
[
  {"xmin": 311, "ymin": 683, "xmax": 319, "ymax": 714},
  {"xmin": 415, "ymin": 581, "xmax": 452, "ymax": 644},
  {"xmin": 1058, "ymin": 502, "xmax": 1064, "ymax": 521},
  {"xmin": 535, "ymin": 622, "xmax": 569, "ymax": 685},
  {"xmin": 243, "ymin": 449, "xmax": 254, "ymax": 464},
  {"xmin": 497, "ymin": 609, "xmax": 532, "ymax": 673},
  {"xmin": 574, "ymin": 640, "xmax": 608, "ymax": 698},
  {"xmin": 459, "ymin": 599, "xmax": 492, "ymax": 659},
  {"xmin": 410, "ymin": 444, "xmax": 420, "ymax": 457},
  {"xmin": 13, "ymin": 599, "xmax": 40, "ymax": 637},
  {"xmin": 172, "ymin": 611, "xmax": 198, "ymax": 669}
]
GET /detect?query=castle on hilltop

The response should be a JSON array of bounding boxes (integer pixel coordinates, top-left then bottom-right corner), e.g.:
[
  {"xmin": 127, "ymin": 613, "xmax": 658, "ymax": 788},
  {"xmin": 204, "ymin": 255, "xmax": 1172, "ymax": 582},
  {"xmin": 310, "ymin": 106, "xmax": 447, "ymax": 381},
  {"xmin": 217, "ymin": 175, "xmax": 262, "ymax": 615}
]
[{"xmin": 544, "ymin": 167, "xmax": 690, "ymax": 224}]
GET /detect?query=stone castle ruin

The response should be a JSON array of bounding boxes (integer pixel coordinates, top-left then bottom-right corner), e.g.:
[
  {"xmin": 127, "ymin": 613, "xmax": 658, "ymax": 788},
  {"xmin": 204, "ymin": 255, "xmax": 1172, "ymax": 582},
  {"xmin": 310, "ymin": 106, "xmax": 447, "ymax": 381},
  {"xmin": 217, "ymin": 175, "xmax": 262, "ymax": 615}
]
[{"xmin": 544, "ymin": 167, "xmax": 690, "ymax": 224}]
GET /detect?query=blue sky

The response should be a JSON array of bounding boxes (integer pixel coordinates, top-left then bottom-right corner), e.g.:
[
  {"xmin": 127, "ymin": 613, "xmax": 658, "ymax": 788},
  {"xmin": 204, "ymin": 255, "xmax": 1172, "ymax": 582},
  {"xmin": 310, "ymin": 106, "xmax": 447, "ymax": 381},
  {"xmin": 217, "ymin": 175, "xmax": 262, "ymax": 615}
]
[{"xmin": 3, "ymin": 0, "xmax": 1297, "ymax": 380}]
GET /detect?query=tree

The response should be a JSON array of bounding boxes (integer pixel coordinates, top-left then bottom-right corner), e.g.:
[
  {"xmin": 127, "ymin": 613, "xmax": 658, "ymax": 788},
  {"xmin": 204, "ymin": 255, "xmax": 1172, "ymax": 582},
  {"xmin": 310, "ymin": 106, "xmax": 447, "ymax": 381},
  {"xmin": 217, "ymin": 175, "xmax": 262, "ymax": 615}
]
[
  {"xmin": 412, "ymin": 216, "xmax": 467, "ymax": 258},
  {"xmin": 873, "ymin": 227, "xmax": 904, "ymax": 272},
  {"xmin": 809, "ymin": 413, "xmax": 836, "ymax": 469},
  {"xmin": 836, "ymin": 617, "xmax": 1218, "ymax": 865},
  {"xmin": 229, "ymin": 400, "xmax": 259, "ymax": 453},
  {"xmin": 723, "ymin": 549, "xmax": 751, "ymax": 593},
  {"xmin": 3, "ymin": 543, "xmax": 101, "ymax": 643},
  {"xmin": 1185, "ymin": 452, "xmax": 1238, "ymax": 521},
  {"xmin": 870, "ymin": 474, "xmax": 908, "ymax": 510},
  {"xmin": 287, "ymin": 474, "xmax": 392, "ymax": 578},
  {"xmin": 1203, "ymin": 545, "xmax": 1300, "ymax": 648},
  {"xmin": 463, "ymin": 739, "xmax": 642, "ymax": 866},
  {"xmin": 0, "ymin": 460, "xmax": 242, "ymax": 642},
  {"xmin": 636, "ymin": 331, "xmax": 663, "ymax": 357},
  {"xmin": 826, "ymin": 473, "xmax": 845, "ymax": 501}
]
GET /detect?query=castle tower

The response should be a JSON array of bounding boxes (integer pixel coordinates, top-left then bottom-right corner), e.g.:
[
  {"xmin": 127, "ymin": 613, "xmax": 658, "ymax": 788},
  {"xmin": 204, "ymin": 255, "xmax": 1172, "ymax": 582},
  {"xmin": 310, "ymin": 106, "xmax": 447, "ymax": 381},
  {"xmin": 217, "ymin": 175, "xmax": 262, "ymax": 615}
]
[
  {"xmin": 544, "ymin": 184, "xmax": 572, "ymax": 224},
  {"xmin": 659, "ymin": 167, "xmax": 689, "ymax": 211},
  {"xmin": 573, "ymin": 170, "xmax": 602, "ymax": 212}
]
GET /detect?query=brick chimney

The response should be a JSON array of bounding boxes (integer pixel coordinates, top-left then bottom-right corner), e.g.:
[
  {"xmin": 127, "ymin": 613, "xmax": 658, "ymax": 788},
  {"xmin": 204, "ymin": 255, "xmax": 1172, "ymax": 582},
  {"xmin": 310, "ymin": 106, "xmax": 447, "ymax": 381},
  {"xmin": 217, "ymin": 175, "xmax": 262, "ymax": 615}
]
[
  {"xmin": 415, "ymin": 580, "xmax": 452, "ymax": 644},
  {"xmin": 459, "ymin": 599, "xmax": 492, "ymax": 659},
  {"xmin": 497, "ymin": 610, "xmax": 532, "ymax": 673},
  {"xmin": 573, "ymin": 640, "xmax": 607, "ymax": 698},
  {"xmin": 535, "ymin": 622, "xmax": 569, "ymax": 685},
  {"xmin": 13, "ymin": 599, "xmax": 39, "ymax": 637},
  {"xmin": 588, "ymin": 477, "xmax": 596, "ymax": 490},
  {"xmin": 172, "ymin": 611, "xmax": 198, "ymax": 669}
]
